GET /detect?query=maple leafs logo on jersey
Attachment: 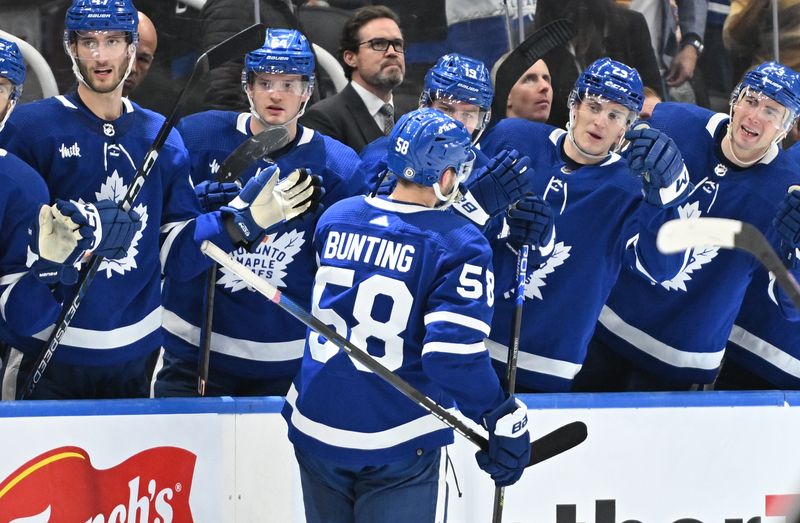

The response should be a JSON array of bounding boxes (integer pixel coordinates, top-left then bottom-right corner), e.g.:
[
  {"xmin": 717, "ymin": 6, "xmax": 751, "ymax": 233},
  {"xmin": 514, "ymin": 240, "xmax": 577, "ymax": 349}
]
[
  {"xmin": 91, "ymin": 171, "xmax": 149, "ymax": 278},
  {"xmin": 524, "ymin": 241, "xmax": 571, "ymax": 300},
  {"xmin": 658, "ymin": 201, "xmax": 719, "ymax": 292},
  {"xmin": 218, "ymin": 229, "xmax": 305, "ymax": 292}
]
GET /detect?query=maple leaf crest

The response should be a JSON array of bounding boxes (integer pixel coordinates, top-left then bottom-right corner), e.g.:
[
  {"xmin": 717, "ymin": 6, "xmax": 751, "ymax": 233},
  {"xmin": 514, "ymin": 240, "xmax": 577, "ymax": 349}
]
[
  {"xmin": 218, "ymin": 228, "xmax": 306, "ymax": 292},
  {"xmin": 658, "ymin": 201, "xmax": 719, "ymax": 292},
  {"xmin": 524, "ymin": 241, "xmax": 572, "ymax": 300},
  {"xmin": 77, "ymin": 170, "xmax": 149, "ymax": 279}
]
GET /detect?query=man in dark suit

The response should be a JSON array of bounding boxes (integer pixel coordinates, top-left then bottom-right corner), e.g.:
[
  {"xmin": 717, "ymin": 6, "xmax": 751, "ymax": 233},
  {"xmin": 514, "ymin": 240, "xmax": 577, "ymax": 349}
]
[{"xmin": 300, "ymin": 5, "xmax": 405, "ymax": 153}]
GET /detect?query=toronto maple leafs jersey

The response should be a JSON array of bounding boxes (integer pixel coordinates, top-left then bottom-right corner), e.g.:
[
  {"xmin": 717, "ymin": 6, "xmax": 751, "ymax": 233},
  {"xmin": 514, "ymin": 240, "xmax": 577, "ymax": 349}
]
[
  {"xmin": 594, "ymin": 102, "xmax": 800, "ymax": 385},
  {"xmin": 162, "ymin": 111, "xmax": 366, "ymax": 379},
  {"xmin": 0, "ymin": 150, "xmax": 53, "ymax": 340},
  {"xmin": 0, "ymin": 93, "xmax": 230, "ymax": 365},
  {"xmin": 478, "ymin": 118, "xmax": 682, "ymax": 391},
  {"xmin": 283, "ymin": 195, "xmax": 505, "ymax": 466}
]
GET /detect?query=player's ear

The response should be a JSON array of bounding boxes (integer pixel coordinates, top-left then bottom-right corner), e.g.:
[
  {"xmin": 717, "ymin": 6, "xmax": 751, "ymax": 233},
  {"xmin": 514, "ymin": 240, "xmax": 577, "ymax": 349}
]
[{"xmin": 343, "ymin": 50, "xmax": 358, "ymax": 70}]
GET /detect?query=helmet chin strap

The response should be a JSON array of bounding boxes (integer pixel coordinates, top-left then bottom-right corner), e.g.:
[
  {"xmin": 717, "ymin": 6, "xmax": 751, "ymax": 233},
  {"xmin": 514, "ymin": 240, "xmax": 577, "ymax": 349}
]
[
  {"xmin": 67, "ymin": 41, "xmax": 136, "ymax": 94},
  {"xmin": 565, "ymin": 105, "xmax": 614, "ymax": 162},
  {"xmin": 0, "ymin": 98, "xmax": 16, "ymax": 134}
]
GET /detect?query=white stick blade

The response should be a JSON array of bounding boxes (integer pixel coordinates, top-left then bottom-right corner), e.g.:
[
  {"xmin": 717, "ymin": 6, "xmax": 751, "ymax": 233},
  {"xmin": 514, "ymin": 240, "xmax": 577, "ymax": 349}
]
[{"xmin": 657, "ymin": 218, "xmax": 743, "ymax": 254}]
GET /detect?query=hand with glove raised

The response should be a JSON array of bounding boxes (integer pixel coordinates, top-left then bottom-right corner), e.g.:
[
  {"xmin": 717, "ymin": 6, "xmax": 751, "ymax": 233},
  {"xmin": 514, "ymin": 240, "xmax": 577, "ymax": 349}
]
[
  {"xmin": 625, "ymin": 126, "xmax": 693, "ymax": 208},
  {"xmin": 28, "ymin": 204, "xmax": 94, "ymax": 285},
  {"xmin": 222, "ymin": 165, "xmax": 324, "ymax": 247},
  {"xmin": 507, "ymin": 194, "xmax": 554, "ymax": 253},
  {"xmin": 475, "ymin": 396, "xmax": 531, "ymax": 487},
  {"xmin": 773, "ymin": 186, "xmax": 800, "ymax": 268},
  {"xmin": 468, "ymin": 149, "xmax": 533, "ymax": 217},
  {"xmin": 195, "ymin": 180, "xmax": 241, "ymax": 212},
  {"xmin": 55, "ymin": 199, "xmax": 142, "ymax": 260}
]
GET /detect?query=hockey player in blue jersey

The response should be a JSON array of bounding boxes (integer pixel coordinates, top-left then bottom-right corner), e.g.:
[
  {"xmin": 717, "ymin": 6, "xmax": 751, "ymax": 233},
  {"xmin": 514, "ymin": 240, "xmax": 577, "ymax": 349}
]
[
  {"xmin": 283, "ymin": 108, "xmax": 531, "ymax": 523},
  {"xmin": 583, "ymin": 61, "xmax": 800, "ymax": 391},
  {"xmin": 155, "ymin": 29, "xmax": 366, "ymax": 397},
  {"xmin": 0, "ymin": 0, "xmax": 322, "ymax": 400},
  {"xmin": 479, "ymin": 58, "xmax": 691, "ymax": 392},
  {"xmin": 359, "ymin": 53, "xmax": 533, "ymax": 229}
]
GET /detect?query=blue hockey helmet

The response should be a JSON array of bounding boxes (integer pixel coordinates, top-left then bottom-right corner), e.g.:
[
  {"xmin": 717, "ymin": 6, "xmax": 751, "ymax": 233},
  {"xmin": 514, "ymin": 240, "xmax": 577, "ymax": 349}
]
[
  {"xmin": 422, "ymin": 53, "xmax": 493, "ymax": 111},
  {"xmin": 0, "ymin": 39, "xmax": 25, "ymax": 100},
  {"xmin": 571, "ymin": 57, "xmax": 644, "ymax": 115},
  {"xmin": 244, "ymin": 29, "xmax": 315, "ymax": 85},
  {"xmin": 386, "ymin": 108, "xmax": 473, "ymax": 189},
  {"xmin": 64, "ymin": 0, "xmax": 138, "ymax": 41},
  {"xmin": 731, "ymin": 61, "xmax": 800, "ymax": 126}
]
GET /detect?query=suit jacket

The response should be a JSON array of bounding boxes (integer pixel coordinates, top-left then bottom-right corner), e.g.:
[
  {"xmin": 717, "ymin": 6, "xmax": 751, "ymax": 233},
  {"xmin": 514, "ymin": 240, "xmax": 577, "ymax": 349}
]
[{"xmin": 300, "ymin": 83, "xmax": 384, "ymax": 154}]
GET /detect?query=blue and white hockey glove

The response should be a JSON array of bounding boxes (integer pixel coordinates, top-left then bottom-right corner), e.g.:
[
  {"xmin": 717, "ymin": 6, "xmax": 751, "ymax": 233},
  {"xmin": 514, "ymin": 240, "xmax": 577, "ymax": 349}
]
[
  {"xmin": 507, "ymin": 195, "xmax": 554, "ymax": 252},
  {"xmin": 773, "ymin": 186, "xmax": 800, "ymax": 268},
  {"xmin": 222, "ymin": 165, "xmax": 324, "ymax": 247},
  {"xmin": 625, "ymin": 127, "xmax": 693, "ymax": 208},
  {"xmin": 55, "ymin": 199, "xmax": 142, "ymax": 260},
  {"xmin": 195, "ymin": 180, "xmax": 241, "ymax": 212},
  {"xmin": 468, "ymin": 149, "xmax": 533, "ymax": 217},
  {"xmin": 28, "ymin": 204, "xmax": 94, "ymax": 285},
  {"xmin": 476, "ymin": 396, "xmax": 531, "ymax": 487}
]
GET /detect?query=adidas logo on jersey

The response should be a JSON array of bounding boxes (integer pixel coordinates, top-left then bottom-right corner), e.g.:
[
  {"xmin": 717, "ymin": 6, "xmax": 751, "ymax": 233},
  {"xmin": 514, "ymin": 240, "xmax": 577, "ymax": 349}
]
[{"xmin": 59, "ymin": 143, "xmax": 81, "ymax": 158}]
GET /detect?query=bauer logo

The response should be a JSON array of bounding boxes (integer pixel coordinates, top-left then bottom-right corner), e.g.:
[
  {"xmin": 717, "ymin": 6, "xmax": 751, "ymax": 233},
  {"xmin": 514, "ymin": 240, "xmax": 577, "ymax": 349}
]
[{"xmin": 0, "ymin": 446, "xmax": 196, "ymax": 522}]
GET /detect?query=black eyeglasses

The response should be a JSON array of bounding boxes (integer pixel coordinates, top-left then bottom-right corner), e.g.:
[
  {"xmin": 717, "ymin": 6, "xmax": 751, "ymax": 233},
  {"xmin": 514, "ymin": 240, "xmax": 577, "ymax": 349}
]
[{"xmin": 358, "ymin": 38, "xmax": 405, "ymax": 53}]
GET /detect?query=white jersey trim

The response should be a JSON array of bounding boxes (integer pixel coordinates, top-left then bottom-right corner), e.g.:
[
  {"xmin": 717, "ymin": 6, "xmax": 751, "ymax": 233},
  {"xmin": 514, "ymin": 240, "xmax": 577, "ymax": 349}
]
[
  {"xmin": 486, "ymin": 339, "xmax": 581, "ymax": 380},
  {"xmin": 163, "ymin": 309, "xmax": 305, "ymax": 362},
  {"xmin": 32, "ymin": 307, "xmax": 163, "ymax": 350},
  {"xmin": 0, "ymin": 272, "xmax": 25, "ymax": 319},
  {"xmin": 422, "ymin": 341, "xmax": 486, "ymax": 356},
  {"xmin": 599, "ymin": 305, "xmax": 724, "ymax": 370},
  {"xmin": 159, "ymin": 219, "xmax": 193, "ymax": 271},
  {"xmin": 236, "ymin": 112, "xmax": 250, "ymax": 134},
  {"xmin": 366, "ymin": 196, "xmax": 432, "ymax": 215},
  {"xmin": 55, "ymin": 95, "xmax": 78, "ymax": 109},
  {"xmin": 424, "ymin": 310, "xmax": 491, "ymax": 336},
  {"xmin": 287, "ymin": 385, "xmax": 454, "ymax": 450},
  {"xmin": 729, "ymin": 325, "xmax": 800, "ymax": 379},
  {"xmin": 298, "ymin": 125, "xmax": 314, "ymax": 146}
]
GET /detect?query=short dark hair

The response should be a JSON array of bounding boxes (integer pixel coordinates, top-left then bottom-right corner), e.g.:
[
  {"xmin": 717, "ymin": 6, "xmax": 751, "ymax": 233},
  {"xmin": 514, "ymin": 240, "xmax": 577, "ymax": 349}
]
[{"xmin": 339, "ymin": 5, "xmax": 402, "ymax": 80}]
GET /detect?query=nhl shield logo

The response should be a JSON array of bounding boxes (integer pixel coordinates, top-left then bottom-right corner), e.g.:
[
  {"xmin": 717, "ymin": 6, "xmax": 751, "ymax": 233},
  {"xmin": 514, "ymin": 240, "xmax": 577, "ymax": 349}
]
[
  {"xmin": 714, "ymin": 163, "xmax": 727, "ymax": 177},
  {"xmin": 103, "ymin": 123, "xmax": 115, "ymax": 137}
]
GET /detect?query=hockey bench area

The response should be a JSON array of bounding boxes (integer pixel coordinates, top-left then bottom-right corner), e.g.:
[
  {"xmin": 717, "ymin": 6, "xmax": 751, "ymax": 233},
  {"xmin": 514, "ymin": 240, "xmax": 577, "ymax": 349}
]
[{"xmin": 0, "ymin": 392, "xmax": 798, "ymax": 522}]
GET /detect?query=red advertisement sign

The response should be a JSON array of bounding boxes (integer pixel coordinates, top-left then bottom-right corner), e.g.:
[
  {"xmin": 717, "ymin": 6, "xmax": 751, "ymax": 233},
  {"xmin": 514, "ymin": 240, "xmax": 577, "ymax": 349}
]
[{"xmin": 0, "ymin": 446, "xmax": 196, "ymax": 522}]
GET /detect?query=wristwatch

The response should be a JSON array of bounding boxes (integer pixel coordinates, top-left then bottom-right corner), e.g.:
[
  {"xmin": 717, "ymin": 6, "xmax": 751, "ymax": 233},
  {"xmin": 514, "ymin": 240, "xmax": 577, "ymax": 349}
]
[{"xmin": 681, "ymin": 34, "xmax": 704, "ymax": 55}]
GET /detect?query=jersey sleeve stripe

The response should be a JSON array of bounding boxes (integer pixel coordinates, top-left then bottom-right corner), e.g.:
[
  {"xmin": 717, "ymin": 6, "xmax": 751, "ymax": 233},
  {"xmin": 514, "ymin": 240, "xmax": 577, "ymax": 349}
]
[
  {"xmin": 422, "ymin": 340, "xmax": 487, "ymax": 356},
  {"xmin": 424, "ymin": 310, "xmax": 491, "ymax": 336},
  {"xmin": 0, "ymin": 273, "xmax": 24, "ymax": 319},
  {"xmin": 286, "ymin": 385, "xmax": 454, "ymax": 450},
  {"xmin": 486, "ymin": 338, "xmax": 582, "ymax": 380},
  {"xmin": 0, "ymin": 272, "xmax": 25, "ymax": 286},
  {"xmin": 159, "ymin": 219, "xmax": 192, "ymax": 270},
  {"xmin": 31, "ymin": 306, "xmax": 163, "ymax": 350}
]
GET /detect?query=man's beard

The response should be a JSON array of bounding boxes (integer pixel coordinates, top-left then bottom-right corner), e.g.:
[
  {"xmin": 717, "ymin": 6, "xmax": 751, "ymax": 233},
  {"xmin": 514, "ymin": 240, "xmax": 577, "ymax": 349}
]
[
  {"xmin": 366, "ymin": 65, "xmax": 404, "ymax": 91},
  {"xmin": 77, "ymin": 61, "xmax": 125, "ymax": 94}
]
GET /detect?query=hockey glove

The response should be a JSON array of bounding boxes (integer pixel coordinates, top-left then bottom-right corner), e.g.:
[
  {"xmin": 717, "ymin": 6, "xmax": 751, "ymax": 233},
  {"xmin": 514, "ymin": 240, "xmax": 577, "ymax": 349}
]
[
  {"xmin": 475, "ymin": 396, "xmax": 531, "ymax": 487},
  {"xmin": 28, "ymin": 204, "xmax": 94, "ymax": 285},
  {"xmin": 773, "ymin": 186, "xmax": 800, "ymax": 268},
  {"xmin": 195, "ymin": 180, "xmax": 241, "ymax": 212},
  {"xmin": 222, "ymin": 165, "xmax": 324, "ymax": 246},
  {"xmin": 625, "ymin": 127, "xmax": 693, "ymax": 208},
  {"xmin": 507, "ymin": 195, "xmax": 554, "ymax": 252},
  {"xmin": 55, "ymin": 199, "xmax": 142, "ymax": 260},
  {"xmin": 468, "ymin": 149, "xmax": 533, "ymax": 217}
]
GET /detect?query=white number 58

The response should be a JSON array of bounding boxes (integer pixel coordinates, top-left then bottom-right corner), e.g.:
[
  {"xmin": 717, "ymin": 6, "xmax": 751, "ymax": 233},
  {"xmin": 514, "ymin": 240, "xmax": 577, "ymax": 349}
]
[{"xmin": 457, "ymin": 263, "xmax": 494, "ymax": 306}]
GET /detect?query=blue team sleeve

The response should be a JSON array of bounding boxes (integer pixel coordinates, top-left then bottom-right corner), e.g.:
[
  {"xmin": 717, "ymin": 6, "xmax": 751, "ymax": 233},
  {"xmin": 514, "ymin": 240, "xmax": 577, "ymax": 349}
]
[
  {"xmin": 623, "ymin": 201, "xmax": 684, "ymax": 283},
  {"xmin": 420, "ymin": 232, "xmax": 505, "ymax": 423}
]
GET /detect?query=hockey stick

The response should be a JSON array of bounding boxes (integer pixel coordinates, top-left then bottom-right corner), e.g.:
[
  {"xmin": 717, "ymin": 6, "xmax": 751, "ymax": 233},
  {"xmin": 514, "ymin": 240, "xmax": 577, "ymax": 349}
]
[
  {"xmin": 492, "ymin": 245, "xmax": 528, "ymax": 523},
  {"xmin": 19, "ymin": 24, "xmax": 268, "ymax": 400},
  {"xmin": 491, "ymin": 19, "xmax": 575, "ymax": 121},
  {"xmin": 198, "ymin": 125, "xmax": 290, "ymax": 395},
  {"xmin": 201, "ymin": 240, "xmax": 588, "ymax": 466},
  {"xmin": 657, "ymin": 217, "xmax": 800, "ymax": 309}
]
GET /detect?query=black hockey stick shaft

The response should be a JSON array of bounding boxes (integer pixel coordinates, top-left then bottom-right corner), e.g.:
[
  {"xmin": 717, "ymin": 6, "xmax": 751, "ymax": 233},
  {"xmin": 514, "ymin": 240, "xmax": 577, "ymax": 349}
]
[
  {"xmin": 20, "ymin": 24, "xmax": 267, "ymax": 400},
  {"xmin": 201, "ymin": 241, "xmax": 587, "ymax": 466},
  {"xmin": 492, "ymin": 19, "xmax": 575, "ymax": 121},
  {"xmin": 492, "ymin": 245, "xmax": 529, "ymax": 523},
  {"xmin": 198, "ymin": 125, "xmax": 290, "ymax": 395}
]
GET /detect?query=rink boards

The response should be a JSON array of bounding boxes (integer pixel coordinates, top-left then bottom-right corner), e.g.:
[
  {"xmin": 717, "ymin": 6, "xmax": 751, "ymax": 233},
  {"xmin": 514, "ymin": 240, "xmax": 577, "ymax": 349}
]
[{"xmin": 0, "ymin": 392, "xmax": 798, "ymax": 522}]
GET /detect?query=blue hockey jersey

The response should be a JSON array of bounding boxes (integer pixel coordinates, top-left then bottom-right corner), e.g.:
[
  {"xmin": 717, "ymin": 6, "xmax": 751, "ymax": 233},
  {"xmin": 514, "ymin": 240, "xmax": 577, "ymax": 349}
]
[
  {"xmin": 0, "ymin": 94, "xmax": 231, "ymax": 365},
  {"xmin": 595, "ymin": 103, "xmax": 800, "ymax": 385},
  {"xmin": 479, "ymin": 118, "xmax": 682, "ymax": 391},
  {"xmin": 162, "ymin": 111, "xmax": 366, "ymax": 379},
  {"xmin": 283, "ymin": 195, "xmax": 505, "ymax": 466},
  {"xmin": 0, "ymin": 150, "xmax": 53, "ymax": 340}
]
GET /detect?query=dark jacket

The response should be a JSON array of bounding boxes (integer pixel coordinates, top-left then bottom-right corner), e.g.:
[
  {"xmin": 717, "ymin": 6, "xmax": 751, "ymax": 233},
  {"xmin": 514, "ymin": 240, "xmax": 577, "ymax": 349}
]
[{"xmin": 300, "ymin": 83, "xmax": 384, "ymax": 154}]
